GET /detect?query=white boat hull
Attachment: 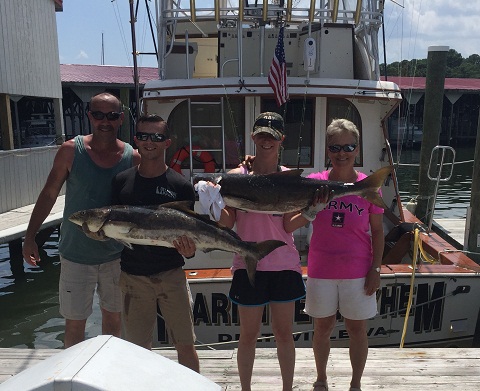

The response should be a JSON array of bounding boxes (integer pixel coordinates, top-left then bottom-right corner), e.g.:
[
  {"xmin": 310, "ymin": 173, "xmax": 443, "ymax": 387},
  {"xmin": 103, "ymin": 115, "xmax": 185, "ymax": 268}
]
[{"xmin": 153, "ymin": 266, "xmax": 480, "ymax": 350}]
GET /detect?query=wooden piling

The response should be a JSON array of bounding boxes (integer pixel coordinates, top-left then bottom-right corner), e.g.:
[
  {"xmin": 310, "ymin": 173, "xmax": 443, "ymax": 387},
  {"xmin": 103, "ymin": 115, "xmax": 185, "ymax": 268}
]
[
  {"xmin": 415, "ymin": 46, "xmax": 449, "ymax": 223},
  {"xmin": 466, "ymin": 112, "xmax": 480, "ymax": 264}
]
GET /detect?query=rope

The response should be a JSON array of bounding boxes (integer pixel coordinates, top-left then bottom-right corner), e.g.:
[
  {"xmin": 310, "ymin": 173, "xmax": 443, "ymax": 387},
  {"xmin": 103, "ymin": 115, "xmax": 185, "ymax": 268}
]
[{"xmin": 400, "ymin": 228, "xmax": 419, "ymax": 348}]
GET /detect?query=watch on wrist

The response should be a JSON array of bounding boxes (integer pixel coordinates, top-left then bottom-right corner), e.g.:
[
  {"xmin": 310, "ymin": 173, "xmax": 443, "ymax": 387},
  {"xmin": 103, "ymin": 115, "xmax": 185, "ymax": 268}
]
[{"xmin": 372, "ymin": 266, "xmax": 381, "ymax": 273}]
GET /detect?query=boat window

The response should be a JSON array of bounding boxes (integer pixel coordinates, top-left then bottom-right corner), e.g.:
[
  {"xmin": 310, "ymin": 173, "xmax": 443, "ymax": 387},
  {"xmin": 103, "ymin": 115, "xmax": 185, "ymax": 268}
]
[
  {"xmin": 326, "ymin": 98, "xmax": 363, "ymax": 167},
  {"xmin": 261, "ymin": 98, "xmax": 314, "ymax": 167},
  {"xmin": 166, "ymin": 98, "xmax": 245, "ymax": 171}
]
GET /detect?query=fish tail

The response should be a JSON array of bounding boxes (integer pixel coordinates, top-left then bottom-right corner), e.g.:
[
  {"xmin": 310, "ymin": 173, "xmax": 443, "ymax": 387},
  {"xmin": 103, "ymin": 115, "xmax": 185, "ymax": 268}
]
[
  {"xmin": 243, "ymin": 255, "xmax": 257, "ymax": 287},
  {"xmin": 244, "ymin": 240, "xmax": 287, "ymax": 286},
  {"xmin": 354, "ymin": 166, "xmax": 392, "ymax": 209}
]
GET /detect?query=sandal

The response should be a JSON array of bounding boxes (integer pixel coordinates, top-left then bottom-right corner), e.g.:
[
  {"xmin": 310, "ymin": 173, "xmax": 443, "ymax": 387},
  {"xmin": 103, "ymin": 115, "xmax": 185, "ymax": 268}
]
[{"xmin": 312, "ymin": 380, "xmax": 328, "ymax": 391}]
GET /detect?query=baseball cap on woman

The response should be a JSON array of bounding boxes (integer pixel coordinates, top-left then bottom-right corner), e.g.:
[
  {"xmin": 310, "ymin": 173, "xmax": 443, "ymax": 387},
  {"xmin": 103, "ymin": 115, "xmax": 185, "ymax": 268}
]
[{"xmin": 252, "ymin": 112, "xmax": 284, "ymax": 141}]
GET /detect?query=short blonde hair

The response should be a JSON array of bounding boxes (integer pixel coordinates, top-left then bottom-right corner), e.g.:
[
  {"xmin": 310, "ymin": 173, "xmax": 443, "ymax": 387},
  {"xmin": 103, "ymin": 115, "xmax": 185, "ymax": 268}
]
[{"xmin": 326, "ymin": 119, "xmax": 360, "ymax": 145}]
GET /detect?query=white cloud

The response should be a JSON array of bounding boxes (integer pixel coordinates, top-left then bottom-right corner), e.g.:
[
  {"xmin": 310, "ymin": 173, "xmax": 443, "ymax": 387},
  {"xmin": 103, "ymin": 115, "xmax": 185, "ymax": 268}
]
[
  {"xmin": 381, "ymin": 0, "xmax": 480, "ymax": 63},
  {"xmin": 76, "ymin": 50, "xmax": 89, "ymax": 60}
]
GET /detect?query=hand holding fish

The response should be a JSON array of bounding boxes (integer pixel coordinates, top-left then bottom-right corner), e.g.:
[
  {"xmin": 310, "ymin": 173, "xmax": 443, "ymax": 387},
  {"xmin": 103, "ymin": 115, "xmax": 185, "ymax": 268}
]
[
  {"xmin": 173, "ymin": 235, "xmax": 196, "ymax": 258},
  {"xmin": 240, "ymin": 155, "xmax": 255, "ymax": 171},
  {"xmin": 194, "ymin": 180, "xmax": 225, "ymax": 221},
  {"xmin": 301, "ymin": 185, "xmax": 333, "ymax": 221}
]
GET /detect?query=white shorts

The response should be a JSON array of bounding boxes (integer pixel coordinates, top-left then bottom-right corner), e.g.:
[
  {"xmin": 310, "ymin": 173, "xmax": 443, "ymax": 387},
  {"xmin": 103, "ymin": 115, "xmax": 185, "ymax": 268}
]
[
  {"xmin": 59, "ymin": 256, "xmax": 122, "ymax": 320},
  {"xmin": 304, "ymin": 277, "xmax": 377, "ymax": 320}
]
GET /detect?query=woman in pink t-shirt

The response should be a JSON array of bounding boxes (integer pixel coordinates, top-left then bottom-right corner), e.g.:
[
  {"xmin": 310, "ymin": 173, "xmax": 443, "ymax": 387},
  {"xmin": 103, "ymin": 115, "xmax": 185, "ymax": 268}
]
[
  {"xmin": 285, "ymin": 119, "xmax": 384, "ymax": 391},
  {"xmin": 218, "ymin": 112, "xmax": 305, "ymax": 391}
]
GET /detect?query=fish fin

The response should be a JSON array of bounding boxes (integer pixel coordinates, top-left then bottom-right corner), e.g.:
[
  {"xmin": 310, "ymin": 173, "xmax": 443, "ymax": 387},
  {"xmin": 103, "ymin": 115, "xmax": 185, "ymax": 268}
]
[
  {"xmin": 243, "ymin": 255, "xmax": 257, "ymax": 287},
  {"xmin": 251, "ymin": 240, "xmax": 287, "ymax": 258},
  {"xmin": 242, "ymin": 240, "xmax": 287, "ymax": 287},
  {"xmin": 117, "ymin": 240, "xmax": 133, "ymax": 250},
  {"xmin": 354, "ymin": 166, "xmax": 392, "ymax": 209}
]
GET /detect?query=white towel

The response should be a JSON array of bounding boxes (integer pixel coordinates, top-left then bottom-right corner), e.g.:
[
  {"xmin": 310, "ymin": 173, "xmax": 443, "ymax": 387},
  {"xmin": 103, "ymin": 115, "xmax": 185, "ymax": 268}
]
[{"xmin": 194, "ymin": 180, "xmax": 225, "ymax": 221}]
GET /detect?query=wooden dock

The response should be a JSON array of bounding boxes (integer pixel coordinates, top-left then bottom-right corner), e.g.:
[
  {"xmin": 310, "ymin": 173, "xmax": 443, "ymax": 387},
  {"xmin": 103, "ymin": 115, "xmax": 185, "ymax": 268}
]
[
  {"xmin": 435, "ymin": 218, "xmax": 466, "ymax": 248},
  {"xmin": 0, "ymin": 195, "xmax": 64, "ymax": 245},
  {"xmin": 1, "ymin": 347, "xmax": 479, "ymax": 390}
]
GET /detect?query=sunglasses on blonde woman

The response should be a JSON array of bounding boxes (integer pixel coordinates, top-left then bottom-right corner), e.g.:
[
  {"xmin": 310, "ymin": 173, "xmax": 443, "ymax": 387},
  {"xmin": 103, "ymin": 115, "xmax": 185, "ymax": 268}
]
[{"xmin": 328, "ymin": 144, "xmax": 357, "ymax": 153}]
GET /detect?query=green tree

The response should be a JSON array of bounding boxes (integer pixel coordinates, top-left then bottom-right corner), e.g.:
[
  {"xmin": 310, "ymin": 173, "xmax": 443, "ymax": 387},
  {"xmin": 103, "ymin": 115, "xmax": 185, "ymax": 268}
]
[{"xmin": 380, "ymin": 50, "xmax": 480, "ymax": 78}]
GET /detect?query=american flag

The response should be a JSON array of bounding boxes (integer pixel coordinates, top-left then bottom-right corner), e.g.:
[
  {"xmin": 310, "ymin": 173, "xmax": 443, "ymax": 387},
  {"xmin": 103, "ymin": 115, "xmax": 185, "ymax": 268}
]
[{"xmin": 268, "ymin": 26, "xmax": 289, "ymax": 107}]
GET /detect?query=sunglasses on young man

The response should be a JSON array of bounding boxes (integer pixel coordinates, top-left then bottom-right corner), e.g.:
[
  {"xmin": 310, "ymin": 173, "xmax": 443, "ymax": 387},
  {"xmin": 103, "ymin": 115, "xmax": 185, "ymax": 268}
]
[
  {"xmin": 328, "ymin": 144, "xmax": 357, "ymax": 153},
  {"xmin": 89, "ymin": 111, "xmax": 122, "ymax": 121},
  {"xmin": 135, "ymin": 132, "xmax": 168, "ymax": 142}
]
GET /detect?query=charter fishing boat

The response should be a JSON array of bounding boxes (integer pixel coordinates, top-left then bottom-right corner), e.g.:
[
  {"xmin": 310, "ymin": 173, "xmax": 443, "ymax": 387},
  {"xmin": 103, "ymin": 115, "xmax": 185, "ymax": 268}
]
[{"xmin": 135, "ymin": 0, "xmax": 480, "ymax": 349}]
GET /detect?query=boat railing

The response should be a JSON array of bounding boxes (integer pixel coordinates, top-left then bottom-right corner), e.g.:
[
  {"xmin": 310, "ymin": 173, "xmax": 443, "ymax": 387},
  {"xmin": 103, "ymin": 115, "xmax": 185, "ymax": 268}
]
[
  {"xmin": 426, "ymin": 146, "xmax": 456, "ymax": 232},
  {"xmin": 156, "ymin": 0, "xmax": 383, "ymax": 81},
  {"xmin": 160, "ymin": 0, "xmax": 383, "ymax": 27}
]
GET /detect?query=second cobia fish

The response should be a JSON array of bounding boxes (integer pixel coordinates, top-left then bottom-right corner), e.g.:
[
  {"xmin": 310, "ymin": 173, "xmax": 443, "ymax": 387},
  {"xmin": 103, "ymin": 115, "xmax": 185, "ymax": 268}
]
[
  {"xmin": 69, "ymin": 201, "xmax": 286, "ymax": 286},
  {"xmin": 195, "ymin": 166, "xmax": 392, "ymax": 214}
]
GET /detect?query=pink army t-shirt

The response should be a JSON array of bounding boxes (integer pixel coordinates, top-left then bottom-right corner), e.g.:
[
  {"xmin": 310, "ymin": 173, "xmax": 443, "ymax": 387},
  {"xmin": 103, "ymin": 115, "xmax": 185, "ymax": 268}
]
[{"xmin": 307, "ymin": 171, "xmax": 384, "ymax": 279}]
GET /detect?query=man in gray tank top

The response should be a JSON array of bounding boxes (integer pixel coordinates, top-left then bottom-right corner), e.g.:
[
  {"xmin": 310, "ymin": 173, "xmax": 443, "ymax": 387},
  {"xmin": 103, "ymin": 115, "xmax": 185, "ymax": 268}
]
[{"xmin": 22, "ymin": 92, "xmax": 141, "ymax": 348}]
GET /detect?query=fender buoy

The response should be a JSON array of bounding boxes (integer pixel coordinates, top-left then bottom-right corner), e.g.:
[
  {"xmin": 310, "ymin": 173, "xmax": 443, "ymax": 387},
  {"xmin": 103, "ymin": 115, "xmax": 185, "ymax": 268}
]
[{"xmin": 170, "ymin": 145, "xmax": 216, "ymax": 174}]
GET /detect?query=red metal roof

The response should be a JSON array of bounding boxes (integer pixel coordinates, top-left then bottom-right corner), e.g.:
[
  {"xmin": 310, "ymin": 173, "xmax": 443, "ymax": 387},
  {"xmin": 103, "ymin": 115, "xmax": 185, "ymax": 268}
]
[
  {"xmin": 60, "ymin": 64, "xmax": 480, "ymax": 91},
  {"xmin": 381, "ymin": 76, "xmax": 480, "ymax": 91},
  {"xmin": 54, "ymin": 0, "xmax": 63, "ymax": 11},
  {"xmin": 60, "ymin": 64, "xmax": 159, "ymax": 86}
]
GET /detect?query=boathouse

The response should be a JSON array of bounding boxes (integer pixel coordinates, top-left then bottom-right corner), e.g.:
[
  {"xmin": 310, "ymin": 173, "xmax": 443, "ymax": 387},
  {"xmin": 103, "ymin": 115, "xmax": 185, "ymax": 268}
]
[{"xmin": 383, "ymin": 77, "xmax": 480, "ymax": 147}]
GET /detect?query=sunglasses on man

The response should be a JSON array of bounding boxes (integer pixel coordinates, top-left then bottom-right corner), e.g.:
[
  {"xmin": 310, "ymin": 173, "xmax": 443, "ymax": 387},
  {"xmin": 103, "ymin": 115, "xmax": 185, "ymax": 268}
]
[
  {"xmin": 327, "ymin": 144, "xmax": 357, "ymax": 153},
  {"xmin": 135, "ymin": 132, "xmax": 168, "ymax": 142},
  {"xmin": 89, "ymin": 111, "xmax": 122, "ymax": 121}
]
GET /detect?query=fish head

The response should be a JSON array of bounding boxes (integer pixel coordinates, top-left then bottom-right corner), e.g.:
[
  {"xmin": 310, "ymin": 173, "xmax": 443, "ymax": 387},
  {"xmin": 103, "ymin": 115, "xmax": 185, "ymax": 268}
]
[{"xmin": 68, "ymin": 208, "xmax": 111, "ymax": 232}]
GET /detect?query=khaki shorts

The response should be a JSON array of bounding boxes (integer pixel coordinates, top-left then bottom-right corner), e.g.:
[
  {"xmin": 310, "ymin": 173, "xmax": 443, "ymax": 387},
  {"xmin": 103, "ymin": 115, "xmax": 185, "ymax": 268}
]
[
  {"xmin": 120, "ymin": 267, "xmax": 195, "ymax": 348},
  {"xmin": 304, "ymin": 277, "xmax": 377, "ymax": 320},
  {"xmin": 59, "ymin": 256, "xmax": 122, "ymax": 320}
]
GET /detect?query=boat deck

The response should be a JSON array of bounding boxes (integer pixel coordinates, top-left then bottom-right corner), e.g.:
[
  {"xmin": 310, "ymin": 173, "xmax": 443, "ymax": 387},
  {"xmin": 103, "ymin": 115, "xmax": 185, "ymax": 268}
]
[{"xmin": 1, "ymin": 347, "xmax": 479, "ymax": 390}]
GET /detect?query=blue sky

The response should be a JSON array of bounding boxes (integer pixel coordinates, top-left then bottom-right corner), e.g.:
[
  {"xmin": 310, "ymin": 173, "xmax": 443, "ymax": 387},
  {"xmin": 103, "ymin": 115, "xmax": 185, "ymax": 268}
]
[{"xmin": 56, "ymin": 0, "xmax": 480, "ymax": 68}]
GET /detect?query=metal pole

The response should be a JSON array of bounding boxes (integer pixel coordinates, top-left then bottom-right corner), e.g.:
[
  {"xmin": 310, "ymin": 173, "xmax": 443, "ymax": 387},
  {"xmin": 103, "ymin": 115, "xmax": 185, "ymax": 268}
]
[{"xmin": 129, "ymin": 0, "xmax": 140, "ymax": 122}]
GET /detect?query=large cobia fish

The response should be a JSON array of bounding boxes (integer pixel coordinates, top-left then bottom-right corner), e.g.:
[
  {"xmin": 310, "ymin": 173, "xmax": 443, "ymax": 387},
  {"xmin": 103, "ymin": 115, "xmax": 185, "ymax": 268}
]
[
  {"xmin": 69, "ymin": 201, "xmax": 286, "ymax": 285},
  {"xmin": 195, "ymin": 166, "xmax": 392, "ymax": 214}
]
